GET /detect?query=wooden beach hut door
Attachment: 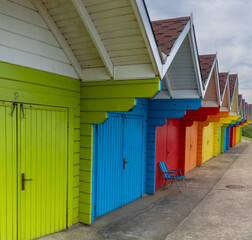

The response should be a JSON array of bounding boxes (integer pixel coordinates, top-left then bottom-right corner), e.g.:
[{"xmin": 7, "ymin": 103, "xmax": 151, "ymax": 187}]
[
  {"xmin": 155, "ymin": 119, "xmax": 180, "ymax": 190},
  {"xmin": 0, "ymin": 102, "xmax": 68, "ymax": 240},
  {"xmin": 94, "ymin": 114, "xmax": 143, "ymax": 218},
  {"xmin": 185, "ymin": 121, "xmax": 198, "ymax": 174}
]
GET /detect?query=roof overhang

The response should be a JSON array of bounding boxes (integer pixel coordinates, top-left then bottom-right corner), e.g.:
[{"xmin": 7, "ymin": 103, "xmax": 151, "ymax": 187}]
[{"xmin": 153, "ymin": 16, "xmax": 203, "ymax": 100}]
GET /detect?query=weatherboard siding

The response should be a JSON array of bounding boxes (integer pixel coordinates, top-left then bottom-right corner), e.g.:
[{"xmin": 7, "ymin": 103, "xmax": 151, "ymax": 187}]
[
  {"xmin": 0, "ymin": 0, "xmax": 77, "ymax": 78},
  {"xmin": 0, "ymin": 62, "xmax": 80, "ymax": 226}
]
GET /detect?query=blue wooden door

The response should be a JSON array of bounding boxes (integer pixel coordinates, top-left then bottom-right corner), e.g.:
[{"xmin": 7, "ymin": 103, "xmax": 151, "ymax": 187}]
[
  {"xmin": 94, "ymin": 114, "xmax": 143, "ymax": 218},
  {"xmin": 94, "ymin": 115, "xmax": 123, "ymax": 218},
  {"xmin": 122, "ymin": 115, "xmax": 143, "ymax": 205},
  {"xmin": 224, "ymin": 127, "xmax": 230, "ymax": 151}
]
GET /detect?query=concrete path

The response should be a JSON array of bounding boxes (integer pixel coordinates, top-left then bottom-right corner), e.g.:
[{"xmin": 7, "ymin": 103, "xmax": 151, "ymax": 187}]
[{"xmin": 40, "ymin": 140, "xmax": 252, "ymax": 240}]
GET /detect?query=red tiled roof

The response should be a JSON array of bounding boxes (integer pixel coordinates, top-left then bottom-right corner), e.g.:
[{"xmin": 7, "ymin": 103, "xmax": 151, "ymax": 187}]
[
  {"xmin": 229, "ymin": 74, "xmax": 237, "ymax": 101},
  {"xmin": 219, "ymin": 72, "xmax": 228, "ymax": 96},
  {"xmin": 199, "ymin": 54, "xmax": 216, "ymax": 85},
  {"xmin": 151, "ymin": 17, "xmax": 190, "ymax": 55}
]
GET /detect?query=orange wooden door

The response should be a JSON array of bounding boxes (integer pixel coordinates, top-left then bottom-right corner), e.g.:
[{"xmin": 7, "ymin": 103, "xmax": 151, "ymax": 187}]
[
  {"xmin": 185, "ymin": 121, "xmax": 198, "ymax": 174},
  {"xmin": 185, "ymin": 126, "xmax": 191, "ymax": 173},
  {"xmin": 190, "ymin": 121, "xmax": 198, "ymax": 171}
]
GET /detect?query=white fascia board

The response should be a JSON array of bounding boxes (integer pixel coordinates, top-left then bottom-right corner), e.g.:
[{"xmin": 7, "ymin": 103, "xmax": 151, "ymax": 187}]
[
  {"xmin": 31, "ymin": 0, "xmax": 83, "ymax": 80},
  {"xmin": 213, "ymin": 56, "xmax": 221, "ymax": 106},
  {"xmin": 221, "ymin": 72, "xmax": 229, "ymax": 101},
  {"xmin": 202, "ymin": 101, "xmax": 219, "ymax": 108},
  {"xmin": 82, "ymin": 67, "xmax": 111, "ymax": 82},
  {"xmin": 204, "ymin": 56, "xmax": 221, "ymax": 106},
  {"xmin": 230, "ymin": 77, "xmax": 238, "ymax": 113},
  {"xmin": 220, "ymin": 106, "xmax": 229, "ymax": 112},
  {"xmin": 114, "ymin": 64, "xmax": 155, "ymax": 80},
  {"xmin": 163, "ymin": 73, "xmax": 173, "ymax": 98},
  {"xmin": 172, "ymin": 90, "xmax": 201, "ymax": 99},
  {"xmin": 188, "ymin": 15, "xmax": 204, "ymax": 98},
  {"xmin": 226, "ymin": 72, "xmax": 231, "ymax": 110},
  {"xmin": 162, "ymin": 20, "xmax": 190, "ymax": 79},
  {"xmin": 131, "ymin": 0, "xmax": 163, "ymax": 77},
  {"xmin": 153, "ymin": 90, "xmax": 171, "ymax": 99},
  {"xmin": 72, "ymin": 0, "xmax": 113, "ymax": 77}
]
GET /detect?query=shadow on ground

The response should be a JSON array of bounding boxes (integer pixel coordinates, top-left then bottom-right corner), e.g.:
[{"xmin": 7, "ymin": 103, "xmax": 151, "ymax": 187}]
[{"xmin": 40, "ymin": 141, "xmax": 251, "ymax": 240}]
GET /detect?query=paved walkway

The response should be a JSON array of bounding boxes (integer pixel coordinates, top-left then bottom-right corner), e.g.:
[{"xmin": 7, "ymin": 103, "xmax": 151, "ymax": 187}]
[{"xmin": 40, "ymin": 140, "xmax": 252, "ymax": 240}]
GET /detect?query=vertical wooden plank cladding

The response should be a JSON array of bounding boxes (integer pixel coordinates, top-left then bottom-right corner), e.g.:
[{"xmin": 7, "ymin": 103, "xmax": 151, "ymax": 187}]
[
  {"xmin": 20, "ymin": 105, "xmax": 68, "ymax": 240},
  {"xmin": 184, "ymin": 121, "xmax": 198, "ymax": 174},
  {"xmin": 80, "ymin": 78, "xmax": 160, "ymax": 224},
  {"xmin": 0, "ymin": 103, "xmax": 17, "ymax": 240},
  {"xmin": 220, "ymin": 126, "xmax": 225, "ymax": 153},
  {"xmin": 155, "ymin": 122, "xmax": 168, "ymax": 189},
  {"xmin": 0, "ymin": 62, "xmax": 80, "ymax": 227},
  {"xmin": 202, "ymin": 123, "xmax": 214, "ymax": 163}
]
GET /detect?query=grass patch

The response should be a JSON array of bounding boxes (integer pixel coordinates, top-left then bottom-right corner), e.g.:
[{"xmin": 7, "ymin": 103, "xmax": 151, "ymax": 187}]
[{"xmin": 242, "ymin": 136, "xmax": 252, "ymax": 142}]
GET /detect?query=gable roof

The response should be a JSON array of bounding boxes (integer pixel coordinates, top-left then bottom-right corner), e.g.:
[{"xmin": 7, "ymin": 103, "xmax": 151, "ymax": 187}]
[
  {"xmin": 199, "ymin": 54, "xmax": 216, "ymax": 85},
  {"xmin": 152, "ymin": 17, "xmax": 190, "ymax": 56},
  {"xmin": 229, "ymin": 74, "xmax": 238, "ymax": 102},
  {"xmin": 151, "ymin": 16, "xmax": 203, "ymax": 99},
  {"xmin": 219, "ymin": 72, "xmax": 229, "ymax": 97}
]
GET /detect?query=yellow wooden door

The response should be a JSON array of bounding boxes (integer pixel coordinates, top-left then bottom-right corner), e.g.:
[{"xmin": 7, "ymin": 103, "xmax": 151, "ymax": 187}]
[
  {"xmin": 19, "ymin": 104, "xmax": 68, "ymax": 240},
  {"xmin": 202, "ymin": 123, "xmax": 214, "ymax": 163},
  {"xmin": 0, "ymin": 102, "xmax": 18, "ymax": 240}
]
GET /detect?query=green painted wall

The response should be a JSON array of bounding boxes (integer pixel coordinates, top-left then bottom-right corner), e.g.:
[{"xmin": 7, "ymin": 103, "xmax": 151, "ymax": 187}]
[
  {"xmin": 0, "ymin": 62, "xmax": 80, "ymax": 226},
  {"xmin": 217, "ymin": 127, "xmax": 221, "ymax": 155},
  {"xmin": 79, "ymin": 77, "xmax": 160, "ymax": 224}
]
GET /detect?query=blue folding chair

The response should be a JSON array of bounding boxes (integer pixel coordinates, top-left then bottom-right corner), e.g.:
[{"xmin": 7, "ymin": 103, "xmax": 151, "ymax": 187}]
[{"xmin": 159, "ymin": 161, "xmax": 187, "ymax": 192}]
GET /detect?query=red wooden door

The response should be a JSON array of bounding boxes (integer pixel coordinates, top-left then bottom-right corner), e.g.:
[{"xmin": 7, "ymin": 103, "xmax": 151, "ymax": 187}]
[
  {"xmin": 166, "ymin": 120, "xmax": 180, "ymax": 171},
  {"xmin": 229, "ymin": 127, "xmax": 233, "ymax": 148},
  {"xmin": 155, "ymin": 119, "xmax": 180, "ymax": 190},
  {"xmin": 155, "ymin": 122, "xmax": 167, "ymax": 190}
]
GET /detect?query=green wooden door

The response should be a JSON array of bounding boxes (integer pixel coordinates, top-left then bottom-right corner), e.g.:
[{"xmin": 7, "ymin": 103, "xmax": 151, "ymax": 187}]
[
  {"xmin": 217, "ymin": 127, "xmax": 221, "ymax": 155},
  {"xmin": 19, "ymin": 104, "xmax": 68, "ymax": 240},
  {"xmin": 0, "ymin": 101, "xmax": 68, "ymax": 240},
  {"xmin": 0, "ymin": 102, "xmax": 18, "ymax": 240}
]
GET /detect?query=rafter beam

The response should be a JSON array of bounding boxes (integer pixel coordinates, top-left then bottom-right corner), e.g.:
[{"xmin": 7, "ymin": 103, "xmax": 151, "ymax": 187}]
[
  {"xmin": 72, "ymin": 0, "xmax": 113, "ymax": 77},
  {"xmin": 31, "ymin": 0, "xmax": 83, "ymax": 80}
]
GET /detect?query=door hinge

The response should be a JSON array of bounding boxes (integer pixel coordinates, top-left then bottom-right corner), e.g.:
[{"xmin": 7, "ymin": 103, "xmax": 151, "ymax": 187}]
[
  {"xmin": 94, "ymin": 204, "xmax": 96, "ymax": 210},
  {"xmin": 67, "ymin": 123, "xmax": 69, "ymax": 130},
  {"xmin": 66, "ymin": 211, "xmax": 68, "ymax": 221}
]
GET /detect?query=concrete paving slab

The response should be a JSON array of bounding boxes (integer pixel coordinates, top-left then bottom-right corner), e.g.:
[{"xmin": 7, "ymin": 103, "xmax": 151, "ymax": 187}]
[{"xmin": 40, "ymin": 141, "xmax": 251, "ymax": 240}]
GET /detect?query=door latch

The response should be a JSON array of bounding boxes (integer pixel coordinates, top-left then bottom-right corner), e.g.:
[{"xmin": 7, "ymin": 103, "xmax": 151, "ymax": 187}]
[
  {"xmin": 167, "ymin": 150, "xmax": 170, "ymax": 157},
  {"xmin": 21, "ymin": 173, "xmax": 33, "ymax": 191},
  {"xmin": 190, "ymin": 144, "xmax": 193, "ymax": 150},
  {"xmin": 123, "ymin": 158, "xmax": 129, "ymax": 170}
]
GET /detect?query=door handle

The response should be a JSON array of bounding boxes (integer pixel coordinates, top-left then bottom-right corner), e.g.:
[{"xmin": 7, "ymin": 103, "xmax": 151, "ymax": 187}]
[
  {"xmin": 123, "ymin": 158, "xmax": 129, "ymax": 170},
  {"xmin": 190, "ymin": 144, "xmax": 193, "ymax": 150},
  {"xmin": 21, "ymin": 173, "xmax": 33, "ymax": 191},
  {"xmin": 167, "ymin": 150, "xmax": 170, "ymax": 157}
]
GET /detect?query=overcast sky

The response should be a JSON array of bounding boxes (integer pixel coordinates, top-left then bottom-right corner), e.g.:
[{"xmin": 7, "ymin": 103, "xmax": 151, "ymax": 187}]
[{"xmin": 145, "ymin": 0, "xmax": 252, "ymax": 104}]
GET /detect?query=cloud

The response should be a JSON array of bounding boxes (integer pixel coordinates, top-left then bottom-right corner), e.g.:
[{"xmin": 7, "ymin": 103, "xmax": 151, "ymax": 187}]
[{"xmin": 145, "ymin": 0, "xmax": 252, "ymax": 103}]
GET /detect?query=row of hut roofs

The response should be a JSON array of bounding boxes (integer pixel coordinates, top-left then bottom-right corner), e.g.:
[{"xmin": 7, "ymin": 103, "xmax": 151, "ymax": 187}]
[{"xmin": 0, "ymin": 0, "xmax": 252, "ymax": 239}]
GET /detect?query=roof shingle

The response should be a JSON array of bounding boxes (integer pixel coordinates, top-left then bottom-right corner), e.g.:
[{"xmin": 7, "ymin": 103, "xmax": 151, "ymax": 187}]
[
  {"xmin": 151, "ymin": 17, "xmax": 190, "ymax": 55},
  {"xmin": 219, "ymin": 72, "xmax": 228, "ymax": 97},
  {"xmin": 199, "ymin": 54, "xmax": 216, "ymax": 85},
  {"xmin": 238, "ymin": 94, "xmax": 242, "ymax": 108},
  {"xmin": 229, "ymin": 74, "xmax": 237, "ymax": 101}
]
